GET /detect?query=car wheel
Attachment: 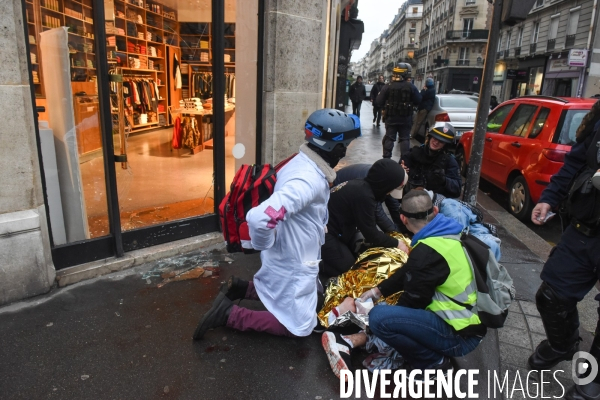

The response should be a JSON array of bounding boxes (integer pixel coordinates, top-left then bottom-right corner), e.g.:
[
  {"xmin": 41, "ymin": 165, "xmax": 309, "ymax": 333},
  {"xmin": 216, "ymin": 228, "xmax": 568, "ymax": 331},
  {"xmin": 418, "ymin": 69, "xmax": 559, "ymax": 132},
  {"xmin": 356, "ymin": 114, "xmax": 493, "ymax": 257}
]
[
  {"xmin": 508, "ymin": 175, "xmax": 532, "ymax": 221},
  {"xmin": 455, "ymin": 147, "xmax": 468, "ymax": 177}
]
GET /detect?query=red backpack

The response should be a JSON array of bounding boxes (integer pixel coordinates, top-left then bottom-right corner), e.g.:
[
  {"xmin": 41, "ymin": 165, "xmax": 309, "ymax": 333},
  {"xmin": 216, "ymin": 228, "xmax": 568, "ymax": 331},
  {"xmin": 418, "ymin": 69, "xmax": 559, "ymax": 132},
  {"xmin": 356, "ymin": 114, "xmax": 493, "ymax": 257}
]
[{"xmin": 219, "ymin": 154, "xmax": 296, "ymax": 253}]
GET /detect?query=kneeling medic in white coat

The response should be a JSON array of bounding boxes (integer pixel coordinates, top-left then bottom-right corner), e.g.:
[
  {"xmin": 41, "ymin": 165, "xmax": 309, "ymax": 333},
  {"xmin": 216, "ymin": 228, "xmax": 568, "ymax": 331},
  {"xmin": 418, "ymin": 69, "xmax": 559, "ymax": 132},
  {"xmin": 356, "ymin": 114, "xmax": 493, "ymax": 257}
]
[{"xmin": 193, "ymin": 109, "xmax": 361, "ymax": 339}]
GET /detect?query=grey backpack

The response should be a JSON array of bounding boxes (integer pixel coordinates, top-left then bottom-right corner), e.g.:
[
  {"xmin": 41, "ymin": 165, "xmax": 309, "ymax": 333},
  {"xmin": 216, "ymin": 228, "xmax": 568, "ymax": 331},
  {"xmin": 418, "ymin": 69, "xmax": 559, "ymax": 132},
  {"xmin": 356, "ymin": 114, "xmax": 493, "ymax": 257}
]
[{"xmin": 445, "ymin": 233, "xmax": 516, "ymax": 329}]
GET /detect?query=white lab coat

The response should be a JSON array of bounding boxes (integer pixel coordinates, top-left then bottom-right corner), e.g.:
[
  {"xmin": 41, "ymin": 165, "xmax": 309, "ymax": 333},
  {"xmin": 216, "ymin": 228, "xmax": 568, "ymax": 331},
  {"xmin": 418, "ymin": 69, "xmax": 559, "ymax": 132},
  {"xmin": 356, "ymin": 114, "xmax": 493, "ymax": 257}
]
[{"xmin": 246, "ymin": 149, "xmax": 332, "ymax": 336}]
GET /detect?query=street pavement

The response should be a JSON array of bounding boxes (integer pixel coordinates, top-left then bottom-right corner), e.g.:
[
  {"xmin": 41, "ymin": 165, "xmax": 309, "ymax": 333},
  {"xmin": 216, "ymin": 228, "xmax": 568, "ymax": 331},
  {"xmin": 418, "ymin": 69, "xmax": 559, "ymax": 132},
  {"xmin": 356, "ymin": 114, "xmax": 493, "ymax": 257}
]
[{"xmin": 0, "ymin": 102, "xmax": 596, "ymax": 399}]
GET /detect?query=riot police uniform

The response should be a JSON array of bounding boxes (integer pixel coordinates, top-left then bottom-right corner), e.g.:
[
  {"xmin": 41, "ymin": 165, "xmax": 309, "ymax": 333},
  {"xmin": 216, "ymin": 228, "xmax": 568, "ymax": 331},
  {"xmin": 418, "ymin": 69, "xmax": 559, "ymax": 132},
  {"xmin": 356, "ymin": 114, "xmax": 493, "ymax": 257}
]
[
  {"xmin": 376, "ymin": 63, "xmax": 422, "ymax": 159},
  {"xmin": 528, "ymin": 107, "xmax": 600, "ymax": 400}
]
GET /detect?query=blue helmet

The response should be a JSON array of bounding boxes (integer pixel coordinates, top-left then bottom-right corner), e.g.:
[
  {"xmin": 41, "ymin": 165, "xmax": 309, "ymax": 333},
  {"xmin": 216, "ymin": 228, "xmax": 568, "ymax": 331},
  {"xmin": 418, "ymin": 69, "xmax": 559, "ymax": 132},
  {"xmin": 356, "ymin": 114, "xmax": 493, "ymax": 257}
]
[
  {"xmin": 426, "ymin": 78, "xmax": 434, "ymax": 88},
  {"xmin": 305, "ymin": 109, "xmax": 361, "ymax": 152}
]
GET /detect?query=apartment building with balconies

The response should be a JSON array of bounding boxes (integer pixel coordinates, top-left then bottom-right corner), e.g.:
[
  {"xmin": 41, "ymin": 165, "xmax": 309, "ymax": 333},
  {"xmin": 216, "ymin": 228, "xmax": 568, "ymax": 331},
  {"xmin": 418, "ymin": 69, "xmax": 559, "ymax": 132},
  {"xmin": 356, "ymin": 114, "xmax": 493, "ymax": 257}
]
[
  {"xmin": 386, "ymin": 0, "xmax": 424, "ymax": 78},
  {"xmin": 415, "ymin": 0, "xmax": 492, "ymax": 91},
  {"xmin": 493, "ymin": 0, "xmax": 595, "ymax": 101}
]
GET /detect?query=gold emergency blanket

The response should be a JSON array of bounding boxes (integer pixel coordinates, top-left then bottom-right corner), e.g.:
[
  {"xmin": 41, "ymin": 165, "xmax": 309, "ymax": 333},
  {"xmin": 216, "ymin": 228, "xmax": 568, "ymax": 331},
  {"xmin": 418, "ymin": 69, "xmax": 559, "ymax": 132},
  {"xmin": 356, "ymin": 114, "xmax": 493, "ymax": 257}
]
[{"xmin": 317, "ymin": 233, "xmax": 411, "ymax": 328}]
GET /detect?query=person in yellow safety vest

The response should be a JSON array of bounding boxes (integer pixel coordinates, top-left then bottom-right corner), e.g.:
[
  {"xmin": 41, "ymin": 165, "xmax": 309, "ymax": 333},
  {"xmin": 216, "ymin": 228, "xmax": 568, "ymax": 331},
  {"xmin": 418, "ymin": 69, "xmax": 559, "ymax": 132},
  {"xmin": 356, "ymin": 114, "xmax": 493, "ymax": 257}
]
[{"xmin": 321, "ymin": 189, "xmax": 486, "ymax": 381}]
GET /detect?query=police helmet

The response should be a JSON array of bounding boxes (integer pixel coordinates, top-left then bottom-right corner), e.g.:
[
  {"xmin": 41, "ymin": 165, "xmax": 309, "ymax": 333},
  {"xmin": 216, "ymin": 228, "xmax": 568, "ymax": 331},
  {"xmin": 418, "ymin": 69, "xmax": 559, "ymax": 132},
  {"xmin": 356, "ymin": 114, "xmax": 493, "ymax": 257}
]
[
  {"xmin": 305, "ymin": 109, "xmax": 362, "ymax": 152},
  {"xmin": 428, "ymin": 122, "xmax": 455, "ymax": 144},
  {"xmin": 392, "ymin": 62, "xmax": 412, "ymax": 80},
  {"xmin": 426, "ymin": 78, "xmax": 435, "ymax": 88}
]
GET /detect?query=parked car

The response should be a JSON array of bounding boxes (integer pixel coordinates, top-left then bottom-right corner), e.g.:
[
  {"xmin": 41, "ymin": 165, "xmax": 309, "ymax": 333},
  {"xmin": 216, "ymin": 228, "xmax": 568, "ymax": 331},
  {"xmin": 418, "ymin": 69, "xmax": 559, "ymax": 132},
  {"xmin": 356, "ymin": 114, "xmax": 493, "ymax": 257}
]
[
  {"xmin": 364, "ymin": 84, "xmax": 373, "ymax": 99},
  {"xmin": 456, "ymin": 96, "xmax": 596, "ymax": 220},
  {"xmin": 449, "ymin": 89, "xmax": 479, "ymax": 96},
  {"xmin": 414, "ymin": 94, "xmax": 481, "ymax": 146}
]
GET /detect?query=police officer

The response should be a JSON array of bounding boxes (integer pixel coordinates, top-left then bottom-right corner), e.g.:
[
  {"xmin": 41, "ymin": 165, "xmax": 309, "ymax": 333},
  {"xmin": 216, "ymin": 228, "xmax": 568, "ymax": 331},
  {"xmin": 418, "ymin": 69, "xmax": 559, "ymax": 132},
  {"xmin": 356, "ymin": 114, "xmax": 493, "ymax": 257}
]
[
  {"xmin": 527, "ymin": 101, "xmax": 600, "ymax": 400},
  {"xmin": 376, "ymin": 62, "xmax": 422, "ymax": 160},
  {"xmin": 401, "ymin": 122, "xmax": 462, "ymax": 199}
]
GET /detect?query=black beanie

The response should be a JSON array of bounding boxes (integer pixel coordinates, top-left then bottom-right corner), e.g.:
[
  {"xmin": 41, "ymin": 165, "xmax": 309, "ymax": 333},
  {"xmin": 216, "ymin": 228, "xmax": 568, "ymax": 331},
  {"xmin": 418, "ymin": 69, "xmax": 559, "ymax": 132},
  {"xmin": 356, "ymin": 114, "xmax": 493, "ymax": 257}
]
[{"xmin": 365, "ymin": 159, "xmax": 406, "ymax": 201}]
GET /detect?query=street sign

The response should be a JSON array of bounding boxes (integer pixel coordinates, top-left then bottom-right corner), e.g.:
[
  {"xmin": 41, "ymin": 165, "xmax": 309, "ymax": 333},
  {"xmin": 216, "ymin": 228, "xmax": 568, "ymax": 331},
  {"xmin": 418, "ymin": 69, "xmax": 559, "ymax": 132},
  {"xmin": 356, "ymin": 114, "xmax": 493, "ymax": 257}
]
[
  {"xmin": 473, "ymin": 76, "xmax": 479, "ymax": 84},
  {"xmin": 568, "ymin": 49, "xmax": 588, "ymax": 67}
]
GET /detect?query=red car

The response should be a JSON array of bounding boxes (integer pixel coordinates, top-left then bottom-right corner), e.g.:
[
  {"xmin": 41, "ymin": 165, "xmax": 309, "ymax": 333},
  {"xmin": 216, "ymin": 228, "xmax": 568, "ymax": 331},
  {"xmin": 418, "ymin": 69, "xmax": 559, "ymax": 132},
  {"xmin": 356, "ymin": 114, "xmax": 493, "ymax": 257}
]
[{"xmin": 456, "ymin": 96, "xmax": 595, "ymax": 220}]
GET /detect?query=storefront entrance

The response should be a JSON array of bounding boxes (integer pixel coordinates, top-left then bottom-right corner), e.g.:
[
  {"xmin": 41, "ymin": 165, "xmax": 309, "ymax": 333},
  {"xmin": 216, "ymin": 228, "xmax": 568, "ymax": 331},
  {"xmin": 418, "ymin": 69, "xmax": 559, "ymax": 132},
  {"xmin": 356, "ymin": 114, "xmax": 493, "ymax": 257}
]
[{"xmin": 25, "ymin": 0, "xmax": 261, "ymax": 269}]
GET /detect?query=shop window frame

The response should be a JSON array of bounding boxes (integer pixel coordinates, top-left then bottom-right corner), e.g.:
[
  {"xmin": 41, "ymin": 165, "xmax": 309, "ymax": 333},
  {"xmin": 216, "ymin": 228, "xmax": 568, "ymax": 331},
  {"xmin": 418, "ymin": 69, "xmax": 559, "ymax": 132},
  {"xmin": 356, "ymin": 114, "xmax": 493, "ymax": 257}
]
[{"xmin": 22, "ymin": 0, "xmax": 263, "ymax": 270}]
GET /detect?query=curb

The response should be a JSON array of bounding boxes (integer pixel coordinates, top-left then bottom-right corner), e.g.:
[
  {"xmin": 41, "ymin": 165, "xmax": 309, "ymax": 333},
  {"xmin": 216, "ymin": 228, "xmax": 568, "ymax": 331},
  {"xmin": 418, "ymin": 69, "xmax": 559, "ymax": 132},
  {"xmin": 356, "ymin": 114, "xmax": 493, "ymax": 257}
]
[{"xmin": 476, "ymin": 189, "xmax": 552, "ymax": 262}]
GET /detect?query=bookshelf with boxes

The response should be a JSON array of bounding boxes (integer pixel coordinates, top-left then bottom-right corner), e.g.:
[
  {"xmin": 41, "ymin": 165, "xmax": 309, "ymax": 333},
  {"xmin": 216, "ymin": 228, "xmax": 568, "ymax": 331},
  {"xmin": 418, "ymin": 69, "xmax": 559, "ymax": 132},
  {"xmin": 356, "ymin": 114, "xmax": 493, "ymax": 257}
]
[{"xmin": 105, "ymin": 0, "xmax": 177, "ymax": 132}]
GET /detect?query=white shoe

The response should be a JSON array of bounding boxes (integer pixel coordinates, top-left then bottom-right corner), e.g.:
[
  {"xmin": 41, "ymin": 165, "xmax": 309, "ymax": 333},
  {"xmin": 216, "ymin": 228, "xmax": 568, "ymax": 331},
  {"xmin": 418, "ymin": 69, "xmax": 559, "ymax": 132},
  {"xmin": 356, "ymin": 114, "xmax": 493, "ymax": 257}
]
[{"xmin": 592, "ymin": 170, "xmax": 600, "ymax": 191}]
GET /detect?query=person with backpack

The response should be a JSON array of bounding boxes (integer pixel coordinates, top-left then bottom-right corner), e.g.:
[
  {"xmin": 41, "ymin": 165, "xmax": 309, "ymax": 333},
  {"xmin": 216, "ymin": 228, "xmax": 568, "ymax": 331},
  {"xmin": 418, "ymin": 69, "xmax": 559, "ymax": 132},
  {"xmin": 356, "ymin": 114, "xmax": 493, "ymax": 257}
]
[
  {"xmin": 322, "ymin": 190, "xmax": 486, "ymax": 380},
  {"xmin": 370, "ymin": 75, "xmax": 386, "ymax": 127},
  {"xmin": 193, "ymin": 109, "xmax": 361, "ymax": 340},
  {"xmin": 376, "ymin": 62, "xmax": 422, "ymax": 159},
  {"xmin": 410, "ymin": 77, "xmax": 436, "ymax": 139},
  {"xmin": 402, "ymin": 122, "xmax": 462, "ymax": 199},
  {"xmin": 319, "ymin": 159, "xmax": 409, "ymax": 279},
  {"xmin": 349, "ymin": 76, "xmax": 366, "ymax": 117},
  {"xmin": 527, "ymin": 101, "xmax": 600, "ymax": 400}
]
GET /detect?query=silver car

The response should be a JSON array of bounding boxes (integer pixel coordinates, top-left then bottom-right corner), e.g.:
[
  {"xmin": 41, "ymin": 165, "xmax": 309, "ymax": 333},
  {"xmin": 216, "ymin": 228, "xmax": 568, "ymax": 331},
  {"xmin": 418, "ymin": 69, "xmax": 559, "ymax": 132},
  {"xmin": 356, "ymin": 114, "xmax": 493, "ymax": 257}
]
[{"xmin": 414, "ymin": 94, "xmax": 480, "ymax": 144}]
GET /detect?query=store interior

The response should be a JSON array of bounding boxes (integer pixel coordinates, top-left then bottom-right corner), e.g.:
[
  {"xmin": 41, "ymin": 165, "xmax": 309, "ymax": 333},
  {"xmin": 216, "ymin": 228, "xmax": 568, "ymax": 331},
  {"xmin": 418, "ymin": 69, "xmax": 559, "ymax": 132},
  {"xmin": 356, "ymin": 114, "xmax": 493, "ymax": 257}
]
[{"xmin": 26, "ymin": 0, "xmax": 249, "ymax": 244}]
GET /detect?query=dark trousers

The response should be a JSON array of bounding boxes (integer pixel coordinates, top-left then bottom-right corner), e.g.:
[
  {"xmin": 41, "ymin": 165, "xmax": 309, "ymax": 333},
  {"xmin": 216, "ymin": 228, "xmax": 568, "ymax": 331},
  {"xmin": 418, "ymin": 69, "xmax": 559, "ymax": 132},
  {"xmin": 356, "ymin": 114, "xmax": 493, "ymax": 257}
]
[
  {"xmin": 383, "ymin": 123, "xmax": 411, "ymax": 159},
  {"xmin": 319, "ymin": 232, "xmax": 355, "ymax": 279},
  {"xmin": 538, "ymin": 225, "xmax": 600, "ymax": 348},
  {"xmin": 352, "ymin": 101, "xmax": 362, "ymax": 117},
  {"xmin": 373, "ymin": 106, "xmax": 382, "ymax": 125},
  {"xmin": 384, "ymin": 195, "xmax": 402, "ymax": 230}
]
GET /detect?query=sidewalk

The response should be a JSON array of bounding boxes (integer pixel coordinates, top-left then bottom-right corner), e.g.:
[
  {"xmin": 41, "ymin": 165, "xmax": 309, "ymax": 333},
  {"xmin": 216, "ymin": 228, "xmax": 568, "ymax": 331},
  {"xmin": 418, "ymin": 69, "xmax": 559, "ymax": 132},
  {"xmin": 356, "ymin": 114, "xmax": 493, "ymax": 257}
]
[{"xmin": 0, "ymin": 102, "xmax": 596, "ymax": 399}]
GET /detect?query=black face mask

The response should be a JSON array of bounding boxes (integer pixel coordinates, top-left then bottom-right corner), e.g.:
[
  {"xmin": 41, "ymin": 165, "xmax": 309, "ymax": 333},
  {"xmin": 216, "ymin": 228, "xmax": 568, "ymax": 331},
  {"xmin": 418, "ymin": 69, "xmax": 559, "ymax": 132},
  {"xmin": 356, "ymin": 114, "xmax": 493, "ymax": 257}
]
[
  {"xmin": 321, "ymin": 144, "xmax": 347, "ymax": 168},
  {"xmin": 308, "ymin": 143, "xmax": 347, "ymax": 168}
]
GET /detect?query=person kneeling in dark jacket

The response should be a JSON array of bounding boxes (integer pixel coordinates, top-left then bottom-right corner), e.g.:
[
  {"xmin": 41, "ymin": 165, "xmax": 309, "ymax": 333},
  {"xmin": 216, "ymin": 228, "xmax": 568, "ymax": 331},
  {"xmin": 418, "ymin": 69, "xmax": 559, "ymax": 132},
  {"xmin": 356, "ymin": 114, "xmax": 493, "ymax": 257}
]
[
  {"xmin": 321, "ymin": 190, "xmax": 486, "ymax": 380},
  {"xmin": 319, "ymin": 159, "xmax": 409, "ymax": 279}
]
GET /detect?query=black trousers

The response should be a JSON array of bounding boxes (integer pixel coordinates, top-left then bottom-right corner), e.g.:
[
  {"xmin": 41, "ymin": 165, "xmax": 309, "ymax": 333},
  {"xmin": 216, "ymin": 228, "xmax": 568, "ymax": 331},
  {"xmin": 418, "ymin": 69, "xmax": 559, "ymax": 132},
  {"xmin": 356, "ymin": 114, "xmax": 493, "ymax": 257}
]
[
  {"xmin": 319, "ymin": 233, "xmax": 356, "ymax": 279},
  {"xmin": 352, "ymin": 101, "xmax": 362, "ymax": 117},
  {"xmin": 373, "ymin": 106, "xmax": 382, "ymax": 125},
  {"xmin": 537, "ymin": 225, "xmax": 600, "ymax": 349},
  {"xmin": 383, "ymin": 122, "xmax": 411, "ymax": 159},
  {"xmin": 541, "ymin": 225, "xmax": 600, "ymax": 302}
]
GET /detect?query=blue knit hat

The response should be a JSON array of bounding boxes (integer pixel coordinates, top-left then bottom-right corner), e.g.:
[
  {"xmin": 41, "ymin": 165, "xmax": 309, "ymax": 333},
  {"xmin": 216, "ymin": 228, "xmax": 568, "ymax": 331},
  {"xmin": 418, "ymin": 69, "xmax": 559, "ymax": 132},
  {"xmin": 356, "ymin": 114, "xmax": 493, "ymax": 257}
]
[{"xmin": 426, "ymin": 78, "xmax": 434, "ymax": 87}]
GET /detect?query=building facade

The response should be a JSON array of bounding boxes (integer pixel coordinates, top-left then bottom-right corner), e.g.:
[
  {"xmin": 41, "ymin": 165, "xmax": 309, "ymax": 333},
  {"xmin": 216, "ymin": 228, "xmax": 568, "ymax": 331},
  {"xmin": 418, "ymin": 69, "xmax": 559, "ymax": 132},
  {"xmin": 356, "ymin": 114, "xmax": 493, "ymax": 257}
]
[
  {"xmin": 387, "ymin": 0, "xmax": 423, "ymax": 76},
  {"xmin": 494, "ymin": 0, "xmax": 596, "ymax": 101},
  {"xmin": 415, "ymin": 0, "xmax": 492, "ymax": 91}
]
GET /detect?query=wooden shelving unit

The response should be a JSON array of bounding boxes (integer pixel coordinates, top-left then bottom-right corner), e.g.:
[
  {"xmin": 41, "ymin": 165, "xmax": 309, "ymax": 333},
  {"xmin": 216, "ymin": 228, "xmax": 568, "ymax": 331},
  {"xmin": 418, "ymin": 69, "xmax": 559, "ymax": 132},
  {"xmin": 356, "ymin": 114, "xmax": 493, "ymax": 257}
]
[{"xmin": 105, "ymin": 0, "xmax": 177, "ymax": 132}]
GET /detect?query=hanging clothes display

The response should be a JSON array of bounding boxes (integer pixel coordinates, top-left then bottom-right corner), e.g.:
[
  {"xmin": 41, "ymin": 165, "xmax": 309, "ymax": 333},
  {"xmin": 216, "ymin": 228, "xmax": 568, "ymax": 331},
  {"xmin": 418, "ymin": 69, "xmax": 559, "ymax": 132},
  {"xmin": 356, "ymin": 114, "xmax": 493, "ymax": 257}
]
[
  {"xmin": 190, "ymin": 72, "xmax": 235, "ymax": 100},
  {"xmin": 122, "ymin": 77, "xmax": 161, "ymax": 126},
  {"xmin": 181, "ymin": 117, "xmax": 201, "ymax": 150}
]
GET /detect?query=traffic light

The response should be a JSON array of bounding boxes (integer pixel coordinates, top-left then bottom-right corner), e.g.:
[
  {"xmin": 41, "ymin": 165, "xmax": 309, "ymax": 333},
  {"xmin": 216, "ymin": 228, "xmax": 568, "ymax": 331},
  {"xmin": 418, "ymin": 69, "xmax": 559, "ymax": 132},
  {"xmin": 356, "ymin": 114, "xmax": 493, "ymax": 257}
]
[{"xmin": 501, "ymin": 0, "xmax": 538, "ymax": 25}]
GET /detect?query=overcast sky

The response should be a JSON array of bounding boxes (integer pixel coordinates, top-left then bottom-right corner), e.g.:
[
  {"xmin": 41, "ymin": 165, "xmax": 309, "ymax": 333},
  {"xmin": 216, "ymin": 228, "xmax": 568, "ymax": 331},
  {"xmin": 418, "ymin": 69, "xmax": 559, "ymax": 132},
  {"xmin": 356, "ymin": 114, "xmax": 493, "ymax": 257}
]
[{"xmin": 351, "ymin": 0, "xmax": 406, "ymax": 62}]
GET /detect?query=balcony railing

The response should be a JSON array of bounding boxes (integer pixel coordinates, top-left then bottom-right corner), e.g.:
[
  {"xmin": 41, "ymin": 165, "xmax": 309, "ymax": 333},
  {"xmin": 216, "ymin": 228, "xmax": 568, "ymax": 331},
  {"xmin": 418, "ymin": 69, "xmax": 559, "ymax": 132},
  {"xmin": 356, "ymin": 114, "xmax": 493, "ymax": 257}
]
[
  {"xmin": 514, "ymin": 46, "xmax": 521, "ymax": 56},
  {"xmin": 456, "ymin": 59, "xmax": 470, "ymax": 66},
  {"xmin": 530, "ymin": 42, "xmax": 537, "ymax": 53},
  {"xmin": 407, "ymin": 43, "xmax": 415, "ymax": 48},
  {"xmin": 547, "ymin": 39, "xmax": 555, "ymax": 51},
  {"xmin": 446, "ymin": 30, "xmax": 489, "ymax": 41},
  {"xmin": 565, "ymin": 34, "xmax": 576, "ymax": 47},
  {"xmin": 503, "ymin": 49, "xmax": 509, "ymax": 58},
  {"xmin": 497, "ymin": 51, "xmax": 503, "ymax": 59},
  {"xmin": 409, "ymin": 28, "xmax": 416, "ymax": 32}
]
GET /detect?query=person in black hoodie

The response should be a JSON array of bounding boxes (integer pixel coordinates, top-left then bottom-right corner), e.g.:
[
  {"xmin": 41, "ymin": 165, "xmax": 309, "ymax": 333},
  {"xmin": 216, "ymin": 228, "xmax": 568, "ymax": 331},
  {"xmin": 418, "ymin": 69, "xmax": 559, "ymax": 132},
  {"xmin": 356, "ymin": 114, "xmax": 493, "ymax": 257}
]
[
  {"xmin": 370, "ymin": 75, "xmax": 386, "ymax": 127},
  {"xmin": 410, "ymin": 77, "xmax": 436, "ymax": 138},
  {"xmin": 349, "ymin": 76, "xmax": 367, "ymax": 117},
  {"xmin": 319, "ymin": 159, "xmax": 409, "ymax": 279}
]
